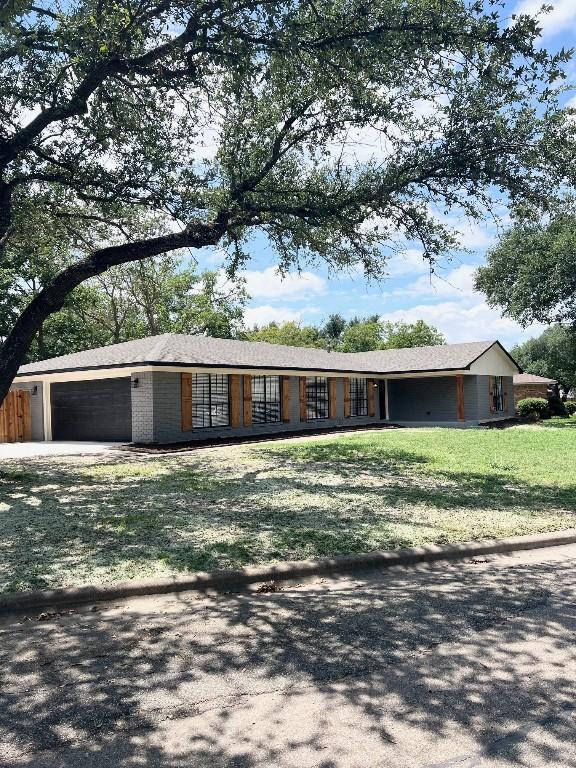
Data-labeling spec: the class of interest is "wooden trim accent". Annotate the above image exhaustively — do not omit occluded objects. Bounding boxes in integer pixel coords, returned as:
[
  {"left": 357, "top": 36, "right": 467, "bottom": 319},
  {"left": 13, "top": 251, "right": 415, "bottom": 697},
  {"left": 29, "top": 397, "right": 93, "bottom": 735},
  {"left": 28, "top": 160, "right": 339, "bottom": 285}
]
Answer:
[
  {"left": 299, "top": 376, "right": 307, "bottom": 421},
  {"left": 242, "top": 375, "right": 252, "bottom": 426},
  {"left": 367, "top": 378, "right": 376, "bottom": 417},
  {"left": 456, "top": 374, "right": 465, "bottom": 421},
  {"left": 343, "top": 377, "right": 351, "bottom": 417},
  {"left": 328, "top": 378, "right": 337, "bottom": 419},
  {"left": 230, "top": 374, "right": 242, "bottom": 428},
  {"left": 181, "top": 373, "right": 193, "bottom": 431},
  {"left": 282, "top": 376, "right": 291, "bottom": 422}
]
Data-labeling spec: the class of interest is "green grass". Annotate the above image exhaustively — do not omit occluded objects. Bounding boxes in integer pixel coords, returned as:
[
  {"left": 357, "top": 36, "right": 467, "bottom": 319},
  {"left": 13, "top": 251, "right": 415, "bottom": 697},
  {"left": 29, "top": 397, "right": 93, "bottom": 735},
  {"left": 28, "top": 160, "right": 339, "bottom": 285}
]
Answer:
[{"left": 1, "top": 420, "right": 575, "bottom": 592}]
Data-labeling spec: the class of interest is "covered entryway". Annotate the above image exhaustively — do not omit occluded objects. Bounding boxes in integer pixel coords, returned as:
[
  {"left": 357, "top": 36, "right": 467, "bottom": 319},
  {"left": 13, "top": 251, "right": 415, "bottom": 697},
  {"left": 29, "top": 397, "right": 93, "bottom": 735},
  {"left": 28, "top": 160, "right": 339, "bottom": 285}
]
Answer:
[{"left": 51, "top": 377, "right": 132, "bottom": 441}]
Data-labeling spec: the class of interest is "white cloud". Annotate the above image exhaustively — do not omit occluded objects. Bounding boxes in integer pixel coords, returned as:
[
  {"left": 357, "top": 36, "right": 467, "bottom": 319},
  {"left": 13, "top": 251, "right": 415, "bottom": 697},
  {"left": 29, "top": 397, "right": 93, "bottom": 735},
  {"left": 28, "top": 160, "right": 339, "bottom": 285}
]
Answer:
[
  {"left": 514, "top": 0, "right": 576, "bottom": 36},
  {"left": 238, "top": 267, "right": 326, "bottom": 300},
  {"left": 399, "top": 264, "right": 477, "bottom": 298},
  {"left": 385, "top": 249, "right": 431, "bottom": 278},
  {"left": 380, "top": 299, "right": 546, "bottom": 347},
  {"left": 244, "top": 305, "right": 304, "bottom": 327}
]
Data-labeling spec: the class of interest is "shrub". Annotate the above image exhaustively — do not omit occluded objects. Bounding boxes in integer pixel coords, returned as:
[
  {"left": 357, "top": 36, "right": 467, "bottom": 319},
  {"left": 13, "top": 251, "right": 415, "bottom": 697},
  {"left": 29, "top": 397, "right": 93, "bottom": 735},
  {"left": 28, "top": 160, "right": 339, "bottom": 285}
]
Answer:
[
  {"left": 565, "top": 401, "right": 576, "bottom": 416},
  {"left": 517, "top": 397, "right": 550, "bottom": 419},
  {"left": 548, "top": 395, "right": 567, "bottom": 416}
]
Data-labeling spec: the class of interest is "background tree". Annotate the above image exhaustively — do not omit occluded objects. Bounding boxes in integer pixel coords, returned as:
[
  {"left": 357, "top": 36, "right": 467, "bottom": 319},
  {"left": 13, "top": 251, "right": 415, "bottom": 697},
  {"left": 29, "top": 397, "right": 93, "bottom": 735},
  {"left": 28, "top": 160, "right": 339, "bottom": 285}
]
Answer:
[
  {"left": 382, "top": 320, "right": 446, "bottom": 349},
  {"left": 512, "top": 326, "right": 576, "bottom": 397},
  {"left": 475, "top": 211, "right": 576, "bottom": 326},
  {"left": 243, "top": 321, "right": 324, "bottom": 348},
  {"left": 0, "top": 0, "right": 573, "bottom": 400}
]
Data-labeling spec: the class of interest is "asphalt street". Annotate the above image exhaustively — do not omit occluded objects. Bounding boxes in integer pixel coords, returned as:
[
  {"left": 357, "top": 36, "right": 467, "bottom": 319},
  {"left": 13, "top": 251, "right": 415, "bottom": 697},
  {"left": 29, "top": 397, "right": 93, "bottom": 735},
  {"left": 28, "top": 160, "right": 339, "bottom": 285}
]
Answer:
[{"left": 1, "top": 543, "right": 575, "bottom": 768}]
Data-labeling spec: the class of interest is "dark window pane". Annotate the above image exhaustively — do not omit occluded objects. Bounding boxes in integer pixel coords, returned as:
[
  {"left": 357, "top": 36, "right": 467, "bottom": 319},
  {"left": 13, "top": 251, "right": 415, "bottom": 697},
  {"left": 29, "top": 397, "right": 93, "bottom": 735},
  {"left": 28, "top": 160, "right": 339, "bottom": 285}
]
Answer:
[
  {"left": 252, "top": 375, "right": 281, "bottom": 424},
  {"left": 192, "top": 373, "right": 229, "bottom": 428},
  {"left": 305, "top": 376, "right": 329, "bottom": 420},
  {"left": 350, "top": 378, "right": 368, "bottom": 417}
]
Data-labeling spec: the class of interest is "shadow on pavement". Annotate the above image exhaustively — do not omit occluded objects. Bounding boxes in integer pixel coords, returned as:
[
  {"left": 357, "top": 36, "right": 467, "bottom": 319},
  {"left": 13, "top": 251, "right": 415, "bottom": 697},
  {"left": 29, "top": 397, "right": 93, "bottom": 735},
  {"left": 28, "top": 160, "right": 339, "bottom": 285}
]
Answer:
[{"left": 1, "top": 557, "right": 575, "bottom": 767}]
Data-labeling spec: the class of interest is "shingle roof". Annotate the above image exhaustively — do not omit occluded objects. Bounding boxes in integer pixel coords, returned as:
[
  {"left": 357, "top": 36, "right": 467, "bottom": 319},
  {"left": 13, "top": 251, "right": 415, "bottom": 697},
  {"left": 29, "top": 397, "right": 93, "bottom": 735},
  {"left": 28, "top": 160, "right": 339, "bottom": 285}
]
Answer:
[
  {"left": 513, "top": 373, "right": 556, "bottom": 385},
  {"left": 16, "top": 333, "right": 504, "bottom": 377}
]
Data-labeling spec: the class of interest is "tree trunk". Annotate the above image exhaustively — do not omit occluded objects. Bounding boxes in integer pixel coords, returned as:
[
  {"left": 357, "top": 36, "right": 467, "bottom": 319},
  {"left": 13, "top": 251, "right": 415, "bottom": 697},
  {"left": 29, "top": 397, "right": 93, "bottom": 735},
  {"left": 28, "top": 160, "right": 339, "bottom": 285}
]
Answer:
[{"left": 0, "top": 218, "right": 229, "bottom": 404}]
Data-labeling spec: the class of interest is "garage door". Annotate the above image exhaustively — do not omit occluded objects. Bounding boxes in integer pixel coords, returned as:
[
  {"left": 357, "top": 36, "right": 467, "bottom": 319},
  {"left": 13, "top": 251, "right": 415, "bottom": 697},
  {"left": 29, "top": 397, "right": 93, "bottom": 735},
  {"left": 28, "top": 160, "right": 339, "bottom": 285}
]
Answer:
[{"left": 51, "top": 377, "right": 132, "bottom": 441}]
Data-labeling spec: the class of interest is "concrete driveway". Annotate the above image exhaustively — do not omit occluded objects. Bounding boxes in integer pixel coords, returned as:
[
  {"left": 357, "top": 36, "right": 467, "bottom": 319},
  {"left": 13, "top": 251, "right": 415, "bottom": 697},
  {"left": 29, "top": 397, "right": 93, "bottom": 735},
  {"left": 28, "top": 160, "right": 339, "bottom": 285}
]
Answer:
[
  {"left": 1, "top": 542, "right": 575, "bottom": 767},
  {"left": 0, "top": 441, "right": 126, "bottom": 459}
]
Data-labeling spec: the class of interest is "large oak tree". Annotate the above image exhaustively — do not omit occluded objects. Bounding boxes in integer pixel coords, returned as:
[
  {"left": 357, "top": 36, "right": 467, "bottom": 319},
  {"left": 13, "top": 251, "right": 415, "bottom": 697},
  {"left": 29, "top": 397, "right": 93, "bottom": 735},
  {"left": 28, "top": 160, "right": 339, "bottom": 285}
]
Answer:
[{"left": 0, "top": 0, "right": 574, "bottom": 401}]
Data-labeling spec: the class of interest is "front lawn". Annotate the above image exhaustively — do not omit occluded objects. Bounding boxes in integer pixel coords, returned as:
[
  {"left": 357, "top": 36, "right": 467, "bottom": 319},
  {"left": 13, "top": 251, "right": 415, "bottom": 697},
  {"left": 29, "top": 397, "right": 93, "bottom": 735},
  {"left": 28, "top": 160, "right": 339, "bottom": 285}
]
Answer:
[{"left": 1, "top": 422, "right": 575, "bottom": 592}]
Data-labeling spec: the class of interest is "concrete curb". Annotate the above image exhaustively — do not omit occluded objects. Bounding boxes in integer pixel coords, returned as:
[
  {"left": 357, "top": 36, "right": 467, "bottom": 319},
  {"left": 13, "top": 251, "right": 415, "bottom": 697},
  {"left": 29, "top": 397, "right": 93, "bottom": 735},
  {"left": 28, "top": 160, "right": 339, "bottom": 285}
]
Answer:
[{"left": 2, "top": 528, "right": 576, "bottom": 613}]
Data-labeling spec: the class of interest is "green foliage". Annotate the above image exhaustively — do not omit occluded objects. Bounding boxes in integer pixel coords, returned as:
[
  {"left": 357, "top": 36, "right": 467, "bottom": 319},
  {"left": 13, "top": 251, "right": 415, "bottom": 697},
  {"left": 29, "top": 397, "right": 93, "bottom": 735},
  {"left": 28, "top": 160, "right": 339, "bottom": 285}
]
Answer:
[
  {"left": 475, "top": 212, "right": 576, "bottom": 326},
  {"left": 547, "top": 395, "right": 567, "bottom": 417},
  {"left": 511, "top": 326, "right": 576, "bottom": 396},
  {"left": 243, "top": 317, "right": 444, "bottom": 352},
  {"left": 243, "top": 321, "right": 324, "bottom": 348},
  {"left": 382, "top": 320, "right": 446, "bottom": 349},
  {"left": 1, "top": 1, "right": 574, "bottom": 285},
  {"left": 565, "top": 402, "right": 576, "bottom": 415},
  {"left": 517, "top": 397, "right": 550, "bottom": 419}
]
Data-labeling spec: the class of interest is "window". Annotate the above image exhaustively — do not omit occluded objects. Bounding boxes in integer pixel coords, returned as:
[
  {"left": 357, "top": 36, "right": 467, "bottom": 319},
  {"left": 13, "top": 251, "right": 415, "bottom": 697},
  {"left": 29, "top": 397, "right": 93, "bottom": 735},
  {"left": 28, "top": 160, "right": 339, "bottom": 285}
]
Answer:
[
  {"left": 492, "top": 376, "right": 505, "bottom": 412},
  {"left": 252, "top": 375, "right": 281, "bottom": 424},
  {"left": 349, "top": 378, "right": 368, "bottom": 417},
  {"left": 306, "top": 376, "right": 329, "bottom": 420},
  {"left": 192, "top": 374, "right": 229, "bottom": 428}
]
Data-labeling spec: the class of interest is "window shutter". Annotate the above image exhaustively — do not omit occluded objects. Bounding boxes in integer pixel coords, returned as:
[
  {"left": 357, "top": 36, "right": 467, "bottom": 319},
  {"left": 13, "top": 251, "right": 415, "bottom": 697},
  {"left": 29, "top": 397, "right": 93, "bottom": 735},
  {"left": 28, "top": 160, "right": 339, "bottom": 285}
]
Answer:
[
  {"left": 181, "top": 373, "right": 193, "bottom": 431},
  {"left": 243, "top": 375, "right": 252, "bottom": 426},
  {"left": 503, "top": 378, "right": 509, "bottom": 413},
  {"left": 282, "top": 376, "right": 291, "bottom": 422},
  {"left": 488, "top": 376, "right": 496, "bottom": 413},
  {"left": 230, "top": 374, "right": 242, "bottom": 428},
  {"left": 328, "top": 378, "right": 337, "bottom": 419},
  {"left": 299, "top": 376, "right": 307, "bottom": 421},
  {"left": 367, "top": 378, "right": 376, "bottom": 417},
  {"left": 343, "top": 377, "right": 351, "bottom": 417}
]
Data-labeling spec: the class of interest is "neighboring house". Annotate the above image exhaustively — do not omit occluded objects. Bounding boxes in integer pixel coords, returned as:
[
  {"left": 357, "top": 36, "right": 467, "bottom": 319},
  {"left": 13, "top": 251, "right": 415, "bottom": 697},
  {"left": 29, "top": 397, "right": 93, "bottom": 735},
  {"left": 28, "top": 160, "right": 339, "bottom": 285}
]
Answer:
[
  {"left": 513, "top": 373, "right": 556, "bottom": 409},
  {"left": 12, "top": 334, "right": 520, "bottom": 443}
]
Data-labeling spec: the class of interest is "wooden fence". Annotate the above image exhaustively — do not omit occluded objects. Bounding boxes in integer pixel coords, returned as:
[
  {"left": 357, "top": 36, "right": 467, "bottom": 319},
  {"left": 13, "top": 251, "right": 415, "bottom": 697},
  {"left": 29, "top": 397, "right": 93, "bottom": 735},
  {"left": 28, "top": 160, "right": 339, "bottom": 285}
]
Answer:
[{"left": 0, "top": 390, "right": 32, "bottom": 443}]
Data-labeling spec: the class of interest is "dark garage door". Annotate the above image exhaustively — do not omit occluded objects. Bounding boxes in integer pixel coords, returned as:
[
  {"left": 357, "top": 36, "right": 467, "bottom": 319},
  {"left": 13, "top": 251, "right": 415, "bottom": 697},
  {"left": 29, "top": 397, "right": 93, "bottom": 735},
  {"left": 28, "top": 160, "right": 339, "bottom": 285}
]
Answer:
[{"left": 51, "top": 377, "right": 132, "bottom": 441}]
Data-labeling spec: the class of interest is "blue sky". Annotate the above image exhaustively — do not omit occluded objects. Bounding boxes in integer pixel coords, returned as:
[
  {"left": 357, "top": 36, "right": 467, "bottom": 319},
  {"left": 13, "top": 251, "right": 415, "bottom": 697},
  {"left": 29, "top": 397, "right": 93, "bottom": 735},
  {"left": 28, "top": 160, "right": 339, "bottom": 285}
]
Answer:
[{"left": 196, "top": 0, "right": 576, "bottom": 349}]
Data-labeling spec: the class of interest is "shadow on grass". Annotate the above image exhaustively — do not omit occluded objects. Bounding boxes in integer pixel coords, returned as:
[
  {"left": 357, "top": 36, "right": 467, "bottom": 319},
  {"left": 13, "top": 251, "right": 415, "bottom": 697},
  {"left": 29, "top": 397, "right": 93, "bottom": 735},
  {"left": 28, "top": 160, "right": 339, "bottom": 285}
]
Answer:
[
  {"left": 1, "top": 441, "right": 575, "bottom": 588},
  {"left": 1, "top": 558, "right": 575, "bottom": 766}
]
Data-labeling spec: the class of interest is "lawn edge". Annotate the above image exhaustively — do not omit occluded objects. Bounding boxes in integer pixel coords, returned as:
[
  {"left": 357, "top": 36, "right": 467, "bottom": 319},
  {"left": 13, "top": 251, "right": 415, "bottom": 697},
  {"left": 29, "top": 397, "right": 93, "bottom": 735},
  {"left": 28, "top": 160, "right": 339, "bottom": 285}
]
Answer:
[{"left": 2, "top": 528, "right": 576, "bottom": 613}]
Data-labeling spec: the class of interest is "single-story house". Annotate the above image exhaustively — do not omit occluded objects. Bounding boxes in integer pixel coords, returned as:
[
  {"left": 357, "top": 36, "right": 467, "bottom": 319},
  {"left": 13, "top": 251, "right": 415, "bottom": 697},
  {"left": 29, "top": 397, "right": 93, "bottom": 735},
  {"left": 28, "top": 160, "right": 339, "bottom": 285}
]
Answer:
[
  {"left": 512, "top": 373, "right": 557, "bottom": 408},
  {"left": 11, "top": 334, "right": 520, "bottom": 443}
]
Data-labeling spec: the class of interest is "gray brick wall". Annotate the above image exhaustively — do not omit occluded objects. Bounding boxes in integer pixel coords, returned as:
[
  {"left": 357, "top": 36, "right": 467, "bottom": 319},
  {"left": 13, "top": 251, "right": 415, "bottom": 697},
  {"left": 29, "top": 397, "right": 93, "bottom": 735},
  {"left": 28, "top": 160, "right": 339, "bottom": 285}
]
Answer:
[
  {"left": 387, "top": 376, "right": 458, "bottom": 422},
  {"left": 131, "top": 372, "right": 155, "bottom": 443},
  {"left": 131, "top": 372, "right": 382, "bottom": 444},
  {"left": 10, "top": 381, "right": 44, "bottom": 440},
  {"left": 476, "top": 375, "right": 515, "bottom": 420}
]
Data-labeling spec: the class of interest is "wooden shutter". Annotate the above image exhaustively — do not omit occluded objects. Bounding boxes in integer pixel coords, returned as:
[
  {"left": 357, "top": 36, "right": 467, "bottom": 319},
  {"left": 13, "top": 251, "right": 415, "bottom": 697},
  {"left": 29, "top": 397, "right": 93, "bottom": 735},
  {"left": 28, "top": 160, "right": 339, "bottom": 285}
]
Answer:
[
  {"left": 328, "top": 378, "right": 337, "bottom": 419},
  {"left": 181, "top": 373, "right": 193, "bottom": 431},
  {"left": 503, "top": 377, "right": 509, "bottom": 413},
  {"left": 299, "top": 376, "right": 307, "bottom": 421},
  {"left": 456, "top": 374, "right": 465, "bottom": 421},
  {"left": 243, "top": 375, "right": 252, "bottom": 426},
  {"left": 282, "top": 376, "right": 291, "bottom": 422},
  {"left": 367, "top": 378, "right": 376, "bottom": 417},
  {"left": 230, "top": 374, "right": 242, "bottom": 428},
  {"left": 343, "top": 377, "right": 351, "bottom": 417},
  {"left": 488, "top": 376, "right": 496, "bottom": 413}
]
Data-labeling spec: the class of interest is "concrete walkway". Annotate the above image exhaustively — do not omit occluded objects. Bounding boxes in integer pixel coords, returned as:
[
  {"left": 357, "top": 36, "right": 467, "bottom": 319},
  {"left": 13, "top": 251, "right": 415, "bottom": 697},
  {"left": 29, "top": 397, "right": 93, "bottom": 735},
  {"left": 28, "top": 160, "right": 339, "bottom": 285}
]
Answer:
[
  {"left": 1, "top": 543, "right": 575, "bottom": 767},
  {"left": 0, "top": 441, "right": 125, "bottom": 459}
]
